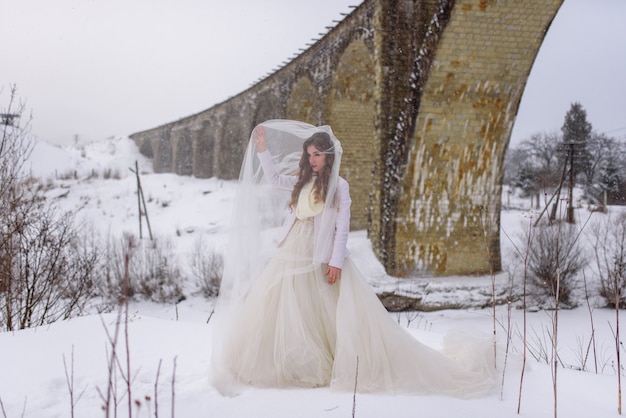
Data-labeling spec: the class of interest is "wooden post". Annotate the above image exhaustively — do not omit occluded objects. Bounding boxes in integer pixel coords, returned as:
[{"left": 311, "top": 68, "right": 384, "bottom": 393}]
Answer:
[
  {"left": 135, "top": 162, "right": 143, "bottom": 239},
  {"left": 137, "top": 161, "right": 153, "bottom": 240},
  {"left": 130, "top": 161, "right": 153, "bottom": 240}
]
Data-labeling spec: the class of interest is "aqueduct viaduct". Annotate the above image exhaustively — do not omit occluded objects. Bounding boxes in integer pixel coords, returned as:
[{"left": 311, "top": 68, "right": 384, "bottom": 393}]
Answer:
[{"left": 130, "top": 0, "right": 563, "bottom": 277}]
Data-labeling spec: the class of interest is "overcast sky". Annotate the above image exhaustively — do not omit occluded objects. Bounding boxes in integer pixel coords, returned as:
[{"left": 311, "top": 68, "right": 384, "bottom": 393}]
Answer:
[{"left": 1, "top": 0, "right": 625, "bottom": 146}]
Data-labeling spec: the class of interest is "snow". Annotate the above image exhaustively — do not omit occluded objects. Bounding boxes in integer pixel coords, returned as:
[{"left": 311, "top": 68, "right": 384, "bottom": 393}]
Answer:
[{"left": 1, "top": 136, "right": 625, "bottom": 417}]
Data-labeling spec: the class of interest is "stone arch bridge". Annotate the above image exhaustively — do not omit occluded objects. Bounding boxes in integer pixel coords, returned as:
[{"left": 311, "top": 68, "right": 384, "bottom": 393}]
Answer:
[{"left": 130, "top": 0, "right": 563, "bottom": 277}]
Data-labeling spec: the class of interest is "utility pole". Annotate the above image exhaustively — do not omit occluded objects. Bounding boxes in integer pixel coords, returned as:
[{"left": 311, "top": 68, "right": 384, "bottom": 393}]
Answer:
[
  {"left": 566, "top": 142, "right": 575, "bottom": 223},
  {"left": 0, "top": 113, "right": 19, "bottom": 126}
]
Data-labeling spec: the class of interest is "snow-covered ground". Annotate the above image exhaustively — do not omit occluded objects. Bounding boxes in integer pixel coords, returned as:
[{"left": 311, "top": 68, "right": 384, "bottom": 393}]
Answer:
[{"left": 1, "top": 136, "right": 625, "bottom": 417}]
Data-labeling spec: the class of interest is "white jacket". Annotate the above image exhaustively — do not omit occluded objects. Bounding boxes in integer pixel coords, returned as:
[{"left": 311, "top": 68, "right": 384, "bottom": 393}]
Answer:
[{"left": 257, "top": 150, "right": 351, "bottom": 269}]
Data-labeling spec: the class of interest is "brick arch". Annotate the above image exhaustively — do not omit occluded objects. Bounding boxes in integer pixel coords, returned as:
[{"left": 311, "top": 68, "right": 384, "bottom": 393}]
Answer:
[
  {"left": 171, "top": 127, "right": 193, "bottom": 176},
  {"left": 254, "top": 91, "right": 284, "bottom": 127},
  {"left": 219, "top": 112, "right": 250, "bottom": 179},
  {"left": 152, "top": 127, "right": 172, "bottom": 174},
  {"left": 326, "top": 39, "right": 376, "bottom": 230},
  {"left": 286, "top": 77, "right": 316, "bottom": 124},
  {"left": 193, "top": 118, "right": 217, "bottom": 178}
]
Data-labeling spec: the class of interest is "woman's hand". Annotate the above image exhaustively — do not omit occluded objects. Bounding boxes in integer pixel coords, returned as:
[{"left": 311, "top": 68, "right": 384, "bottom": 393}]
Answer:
[
  {"left": 253, "top": 126, "right": 267, "bottom": 152},
  {"left": 326, "top": 266, "right": 342, "bottom": 285}
]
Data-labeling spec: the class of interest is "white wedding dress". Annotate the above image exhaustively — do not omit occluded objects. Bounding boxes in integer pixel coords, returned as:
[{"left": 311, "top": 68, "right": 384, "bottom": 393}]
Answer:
[
  {"left": 217, "top": 185, "right": 498, "bottom": 397},
  {"left": 211, "top": 119, "right": 498, "bottom": 398}
]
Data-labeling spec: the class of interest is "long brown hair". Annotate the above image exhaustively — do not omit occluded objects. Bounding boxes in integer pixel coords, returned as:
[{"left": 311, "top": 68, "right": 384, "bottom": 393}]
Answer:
[{"left": 288, "top": 132, "right": 335, "bottom": 209}]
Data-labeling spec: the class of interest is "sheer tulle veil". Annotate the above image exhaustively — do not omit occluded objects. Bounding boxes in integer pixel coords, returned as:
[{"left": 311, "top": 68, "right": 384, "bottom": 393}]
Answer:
[{"left": 210, "top": 119, "right": 343, "bottom": 392}]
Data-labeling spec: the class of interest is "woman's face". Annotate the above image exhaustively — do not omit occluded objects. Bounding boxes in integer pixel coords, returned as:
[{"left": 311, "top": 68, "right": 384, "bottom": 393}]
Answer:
[{"left": 307, "top": 145, "right": 326, "bottom": 173}]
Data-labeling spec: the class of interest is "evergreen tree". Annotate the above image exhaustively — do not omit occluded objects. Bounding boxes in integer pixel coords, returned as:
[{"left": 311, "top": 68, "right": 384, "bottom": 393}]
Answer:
[
  {"left": 600, "top": 158, "right": 621, "bottom": 193},
  {"left": 560, "top": 102, "right": 592, "bottom": 182}
]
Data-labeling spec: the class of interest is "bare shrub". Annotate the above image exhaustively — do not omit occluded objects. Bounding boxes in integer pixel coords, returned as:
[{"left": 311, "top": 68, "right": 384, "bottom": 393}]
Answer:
[
  {"left": 591, "top": 213, "right": 626, "bottom": 308},
  {"left": 96, "top": 233, "right": 184, "bottom": 304},
  {"left": 133, "top": 237, "right": 183, "bottom": 303},
  {"left": 520, "top": 325, "right": 556, "bottom": 365},
  {"left": 0, "top": 200, "right": 98, "bottom": 330},
  {"left": 524, "top": 220, "right": 587, "bottom": 307},
  {"left": 102, "top": 167, "right": 121, "bottom": 180},
  {"left": 189, "top": 236, "right": 223, "bottom": 297},
  {"left": 57, "top": 169, "right": 78, "bottom": 180},
  {"left": 87, "top": 169, "right": 100, "bottom": 180},
  {"left": 95, "top": 232, "right": 129, "bottom": 306}
]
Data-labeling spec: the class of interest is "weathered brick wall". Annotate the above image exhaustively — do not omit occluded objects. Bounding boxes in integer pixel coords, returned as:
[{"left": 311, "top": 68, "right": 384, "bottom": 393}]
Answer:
[
  {"left": 130, "top": 0, "right": 563, "bottom": 277},
  {"left": 388, "top": 0, "right": 564, "bottom": 276},
  {"left": 368, "top": 0, "right": 441, "bottom": 273}
]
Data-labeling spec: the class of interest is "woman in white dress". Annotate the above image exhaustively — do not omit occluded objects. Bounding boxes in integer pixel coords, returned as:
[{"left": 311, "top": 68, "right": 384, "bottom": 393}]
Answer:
[{"left": 211, "top": 120, "right": 498, "bottom": 397}]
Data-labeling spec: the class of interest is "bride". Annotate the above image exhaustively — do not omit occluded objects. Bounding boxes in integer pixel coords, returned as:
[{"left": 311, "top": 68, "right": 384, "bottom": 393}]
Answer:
[{"left": 210, "top": 119, "right": 498, "bottom": 397}]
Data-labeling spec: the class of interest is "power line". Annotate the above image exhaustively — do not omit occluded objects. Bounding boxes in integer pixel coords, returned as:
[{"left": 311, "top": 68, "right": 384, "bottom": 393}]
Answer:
[{"left": 605, "top": 125, "right": 626, "bottom": 134}]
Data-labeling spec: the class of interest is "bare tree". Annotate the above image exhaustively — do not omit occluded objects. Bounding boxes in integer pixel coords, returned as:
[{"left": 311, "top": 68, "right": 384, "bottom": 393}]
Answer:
[
  {"left": 585, "top": 132, "right": 617, "bottom": 186},
  {"left": 504, "top": 132, "right": 561, "bottom": 201},
  {"left": 0, "top": 85, "right": 33, "bottom": 201},
  {"left": 521, "top": 132, "right": 560, "bottom": 176},
  {"left": 0, "top": 85, "right": 99, "bottom": 331}
]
